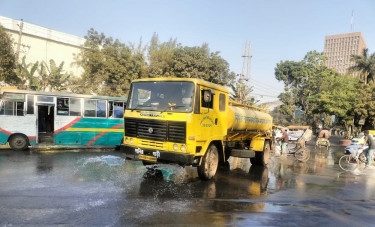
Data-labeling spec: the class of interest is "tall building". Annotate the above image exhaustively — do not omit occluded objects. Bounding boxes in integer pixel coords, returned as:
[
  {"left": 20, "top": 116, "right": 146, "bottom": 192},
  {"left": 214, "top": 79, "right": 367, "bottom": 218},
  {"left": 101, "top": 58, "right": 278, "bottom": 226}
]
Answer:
[{"left": 323, "top": 32, "right": 367, "bottom": 75}]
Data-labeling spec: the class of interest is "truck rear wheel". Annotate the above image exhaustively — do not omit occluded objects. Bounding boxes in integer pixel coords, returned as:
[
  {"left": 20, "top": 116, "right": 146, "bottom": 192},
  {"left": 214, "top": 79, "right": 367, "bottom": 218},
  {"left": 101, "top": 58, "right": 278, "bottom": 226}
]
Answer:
[
  {"left": 197, "top": 144, "right": 219, "bottom": 180},
  {"left": 250, "top": 142, "right": 270, "bottom": 166}
]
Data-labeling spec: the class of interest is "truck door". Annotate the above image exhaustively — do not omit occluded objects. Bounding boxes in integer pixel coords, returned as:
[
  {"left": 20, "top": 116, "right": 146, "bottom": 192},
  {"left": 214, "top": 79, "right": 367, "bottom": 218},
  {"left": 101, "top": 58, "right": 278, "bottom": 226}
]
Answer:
[{"left": 198, "top": 86, "right": 222, "bottom": 142}]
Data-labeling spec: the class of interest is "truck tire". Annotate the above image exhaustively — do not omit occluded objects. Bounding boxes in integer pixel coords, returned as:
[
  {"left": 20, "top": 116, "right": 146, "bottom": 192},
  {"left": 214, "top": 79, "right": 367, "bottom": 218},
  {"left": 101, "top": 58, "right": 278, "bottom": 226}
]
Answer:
[
  {"left": 9, "top": 134, "right": 29, "bottom": 151},
  {"left": 197, "top": 144, "right": 219, "bottom": 180},
  {"left": 250, "top": 142, "right": 270, "bottom": 166}
]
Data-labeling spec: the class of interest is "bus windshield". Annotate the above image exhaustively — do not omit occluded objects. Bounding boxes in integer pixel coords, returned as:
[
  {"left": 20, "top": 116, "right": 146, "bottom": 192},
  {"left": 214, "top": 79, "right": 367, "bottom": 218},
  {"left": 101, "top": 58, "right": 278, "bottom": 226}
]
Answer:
[{"left": 127, "top": 81, "right": 194, "bottom": 113}]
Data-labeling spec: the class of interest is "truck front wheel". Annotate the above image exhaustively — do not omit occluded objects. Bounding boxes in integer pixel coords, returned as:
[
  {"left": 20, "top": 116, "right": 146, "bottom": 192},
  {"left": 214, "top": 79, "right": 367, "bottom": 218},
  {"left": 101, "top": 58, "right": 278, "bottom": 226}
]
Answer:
[
  {"left": 250, "top": 142, "right": 270, "bottom": 166},
  {"left": 197, "top": 144, "right": 219, "bottom": 180}
]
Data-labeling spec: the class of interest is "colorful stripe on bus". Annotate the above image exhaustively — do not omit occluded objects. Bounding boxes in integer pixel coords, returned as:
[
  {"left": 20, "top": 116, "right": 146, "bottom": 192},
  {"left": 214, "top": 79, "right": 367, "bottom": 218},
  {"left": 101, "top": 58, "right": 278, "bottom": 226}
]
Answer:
[{"left": 54, "top": 118, "right": 124, "bottom": 146}]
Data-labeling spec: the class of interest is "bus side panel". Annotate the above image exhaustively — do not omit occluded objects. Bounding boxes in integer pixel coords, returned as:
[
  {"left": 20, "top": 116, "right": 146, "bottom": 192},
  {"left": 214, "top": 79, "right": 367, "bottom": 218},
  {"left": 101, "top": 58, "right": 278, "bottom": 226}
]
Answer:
[
  {"left": 54, "top": 117, "right": 124, "bottom": 146},
  {"left": 0, "top": 115, "right": 37, "bottom": 145}
]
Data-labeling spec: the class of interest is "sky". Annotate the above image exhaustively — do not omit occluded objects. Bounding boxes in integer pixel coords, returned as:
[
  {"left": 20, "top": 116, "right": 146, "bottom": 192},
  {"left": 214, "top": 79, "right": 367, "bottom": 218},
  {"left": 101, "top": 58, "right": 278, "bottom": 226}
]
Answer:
[{"left": 0, "top": 0, "right": 374, "bottom": 103}]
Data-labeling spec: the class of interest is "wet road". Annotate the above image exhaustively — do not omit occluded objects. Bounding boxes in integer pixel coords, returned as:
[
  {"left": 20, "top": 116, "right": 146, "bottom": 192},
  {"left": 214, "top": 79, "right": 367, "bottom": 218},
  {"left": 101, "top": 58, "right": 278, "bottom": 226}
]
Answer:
[{"left": 0, "top": 142, "right": 375, "bottom": 226}]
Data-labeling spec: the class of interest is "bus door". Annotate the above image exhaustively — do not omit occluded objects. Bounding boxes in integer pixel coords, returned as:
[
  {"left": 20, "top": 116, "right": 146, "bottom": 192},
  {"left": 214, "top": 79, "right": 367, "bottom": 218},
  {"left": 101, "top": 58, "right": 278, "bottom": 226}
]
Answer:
[{"left": 37, "top": 105, "right": 54, "bottom": 144}]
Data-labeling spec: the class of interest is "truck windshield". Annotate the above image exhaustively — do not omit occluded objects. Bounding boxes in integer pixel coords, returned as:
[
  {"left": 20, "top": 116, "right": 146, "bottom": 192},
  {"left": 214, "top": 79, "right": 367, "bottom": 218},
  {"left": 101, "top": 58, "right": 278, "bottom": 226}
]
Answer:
[{"left": 127, "top": 81, "right": 195, "bottom": 113}]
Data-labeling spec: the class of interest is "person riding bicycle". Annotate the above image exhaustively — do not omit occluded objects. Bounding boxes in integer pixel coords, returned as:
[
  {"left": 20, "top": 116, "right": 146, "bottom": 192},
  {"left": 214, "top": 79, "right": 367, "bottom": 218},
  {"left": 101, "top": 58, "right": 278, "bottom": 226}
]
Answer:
[{"left": 360, "top": 130, "right": 375, "bottom": 168}]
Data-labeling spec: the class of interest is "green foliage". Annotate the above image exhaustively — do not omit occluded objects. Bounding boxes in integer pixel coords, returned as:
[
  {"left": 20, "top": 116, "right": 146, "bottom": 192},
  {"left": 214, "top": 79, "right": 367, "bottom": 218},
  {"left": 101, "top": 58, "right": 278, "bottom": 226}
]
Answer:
[
  {"left": 0, "top": 25, "right": 19, "bottom": 85},
  {"left": 16, "top": 56, "right": 40, "bottom": 90},
  {"left": 173, "top": 44, "right": 235, "bottom": 86},
  {"left": 16, "top": 57, "right": 71, "bottom": 92},
  {"left": 275, "top": 51, "right": 361, "bottom": 129},
  {"left": 38, "top": 60, "right": 71, "bottom": 91},
  {"left": 147, "top": 33, "right": 178, "bottom": 78},
  {"left": 74, "top": 28, "right": 147, "bottom": 96},
  {"left": 74, "top": 29, "right": 235, "bottom": 96},
  {"left": 349, "top": 48, "right": 375, "bottom": 84}
]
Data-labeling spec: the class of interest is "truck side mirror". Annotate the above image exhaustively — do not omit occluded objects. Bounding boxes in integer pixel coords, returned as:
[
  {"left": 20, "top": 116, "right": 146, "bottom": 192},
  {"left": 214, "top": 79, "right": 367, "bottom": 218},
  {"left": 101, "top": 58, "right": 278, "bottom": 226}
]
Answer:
[{"left": 203, "top": 90, "right": 212, "bottom": 103}]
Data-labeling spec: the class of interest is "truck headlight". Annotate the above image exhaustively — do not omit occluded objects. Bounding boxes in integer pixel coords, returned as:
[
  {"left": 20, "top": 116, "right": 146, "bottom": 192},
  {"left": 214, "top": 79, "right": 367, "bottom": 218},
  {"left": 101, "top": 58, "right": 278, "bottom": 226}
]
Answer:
[
  {"left": 181, "top": 145, "right": 187, "bottom": 152},
  {"left": 125, "top": 137, "right": 129, "bottom": 143},
  {"left": 173, "top": 144, "right": 178, "bottom": 150},
  {"left": 130, "top": 138, "right": 134, "bottom": 144}
]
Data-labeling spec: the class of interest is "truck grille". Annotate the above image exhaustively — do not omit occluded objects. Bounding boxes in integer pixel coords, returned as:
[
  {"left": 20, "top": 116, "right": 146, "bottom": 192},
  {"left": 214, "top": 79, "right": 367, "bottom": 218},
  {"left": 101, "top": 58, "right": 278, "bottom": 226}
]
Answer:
[{"left": 124, "top": 117, "right": 186, "bottom": 143}]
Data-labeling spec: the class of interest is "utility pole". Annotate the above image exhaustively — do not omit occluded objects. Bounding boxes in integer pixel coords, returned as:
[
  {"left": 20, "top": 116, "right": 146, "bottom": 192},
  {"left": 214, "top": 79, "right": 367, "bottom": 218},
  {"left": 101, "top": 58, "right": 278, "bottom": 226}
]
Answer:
[
  {"left": 15, "top": 19, "right": 24, "bottom": 62},
  {"left": 350, "top": 10, "right": 354, "bottom": 32}
]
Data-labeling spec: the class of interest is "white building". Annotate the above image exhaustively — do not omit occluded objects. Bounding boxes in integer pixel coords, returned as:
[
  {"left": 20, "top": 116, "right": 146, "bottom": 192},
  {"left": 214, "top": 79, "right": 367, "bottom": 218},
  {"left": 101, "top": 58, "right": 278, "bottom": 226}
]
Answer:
[{"left": 0, "top": 16, "right": 85, "bottom": 78}]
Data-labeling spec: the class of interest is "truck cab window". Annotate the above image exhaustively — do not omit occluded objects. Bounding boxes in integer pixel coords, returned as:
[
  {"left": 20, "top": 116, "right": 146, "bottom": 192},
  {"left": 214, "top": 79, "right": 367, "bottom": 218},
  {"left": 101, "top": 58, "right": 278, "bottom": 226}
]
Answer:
[{"left": 219, "top": 93, "right": 226, "bottom": 111}]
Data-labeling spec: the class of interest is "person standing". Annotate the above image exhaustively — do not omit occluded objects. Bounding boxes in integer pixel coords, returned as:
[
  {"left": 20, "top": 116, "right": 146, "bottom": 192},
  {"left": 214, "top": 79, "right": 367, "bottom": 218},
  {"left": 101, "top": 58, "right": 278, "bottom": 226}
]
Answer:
[
  {"left": 360, "top": 130, "right": 375, "bottom": 168},
  {"left": 280, "top": 128, "right": 289, "bottom": 155}
]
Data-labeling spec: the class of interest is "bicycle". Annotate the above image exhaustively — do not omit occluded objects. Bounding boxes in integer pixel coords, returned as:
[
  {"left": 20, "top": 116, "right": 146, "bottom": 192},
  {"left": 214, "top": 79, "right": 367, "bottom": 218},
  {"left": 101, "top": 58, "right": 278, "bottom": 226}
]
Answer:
[{"left": 339, "top": 145, "right": 370, "bottom": 171}]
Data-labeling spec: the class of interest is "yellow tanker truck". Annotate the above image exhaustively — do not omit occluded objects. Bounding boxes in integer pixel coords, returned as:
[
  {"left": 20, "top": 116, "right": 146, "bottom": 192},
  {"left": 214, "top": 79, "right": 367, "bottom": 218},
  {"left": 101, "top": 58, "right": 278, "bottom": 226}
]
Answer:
[{"left": 121, "top": 78, "right": 273, "bottom": 180}]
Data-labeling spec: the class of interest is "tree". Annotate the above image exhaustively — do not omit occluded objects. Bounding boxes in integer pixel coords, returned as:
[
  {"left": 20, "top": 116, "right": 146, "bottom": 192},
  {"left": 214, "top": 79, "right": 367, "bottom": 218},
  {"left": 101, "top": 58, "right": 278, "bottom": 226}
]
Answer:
[
  {"left": 308, "top": 75, "right": 360, "bottom": 137},
  {"left": 0, "top": 25, "right": 19, "bottom": 85},
  {"left": 349, "top": 48, "right": 375, "bottom": 84},
  {"left": 38, "top": 60, "right": 71, "bottom": 91},
  {"left": 147, "top": 33, "right": 179, "bottom": 78},
  {"left": 173, "top": 44, "right": 235, "bottom": 86},
  {"left": 74, "top": 28, "right": 147, "bottom": 96},
  {"left": 275, "top": 51, "right": 355, "bottom": 127},
  {"left": 16, "top": 56, "right": 40, "bottom": 90}
]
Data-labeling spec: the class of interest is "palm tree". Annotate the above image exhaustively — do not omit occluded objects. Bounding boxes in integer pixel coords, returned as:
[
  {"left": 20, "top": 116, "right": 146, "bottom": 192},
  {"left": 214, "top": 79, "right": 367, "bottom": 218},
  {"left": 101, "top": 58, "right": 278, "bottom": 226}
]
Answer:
[
  {"left": 349, "top": 48, "right": 375, "bottom": 84},
  {"left": 16, "top": 56, "right": 40, "bottom": 90},
  {"left": 38, "top": 60, "right": 71, "bottom": 91}
]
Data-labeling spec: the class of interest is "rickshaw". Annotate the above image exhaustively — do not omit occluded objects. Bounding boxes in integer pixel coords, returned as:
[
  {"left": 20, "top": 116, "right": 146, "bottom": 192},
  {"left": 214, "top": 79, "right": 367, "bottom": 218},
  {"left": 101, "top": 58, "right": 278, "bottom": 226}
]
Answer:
[{"left": 315, "top": 129, "right": 330, "bottom": 150}]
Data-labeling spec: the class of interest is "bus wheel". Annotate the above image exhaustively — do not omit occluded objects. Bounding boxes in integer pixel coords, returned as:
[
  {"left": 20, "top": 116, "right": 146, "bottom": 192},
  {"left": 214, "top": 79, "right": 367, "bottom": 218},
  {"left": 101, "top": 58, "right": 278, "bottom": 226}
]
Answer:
[
  {"left": 250, "top": 142, "right": 270, "bottom": 166},
  {"left": 197, "top": 144, "right": 219, "bottom": 180},
  {"left": 9, "top": 134, "right": 29, "bottom": 151}
]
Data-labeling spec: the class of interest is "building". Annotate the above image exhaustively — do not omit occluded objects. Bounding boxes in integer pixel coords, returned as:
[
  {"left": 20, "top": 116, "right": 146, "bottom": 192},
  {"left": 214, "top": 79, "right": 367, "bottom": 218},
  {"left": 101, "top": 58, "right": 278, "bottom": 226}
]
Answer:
[
  {"left": 323, "top": 32, "right": 367, "bottom": 75},
  {"left": 0, "top": 16, "right": 85, "bottom": 78}
]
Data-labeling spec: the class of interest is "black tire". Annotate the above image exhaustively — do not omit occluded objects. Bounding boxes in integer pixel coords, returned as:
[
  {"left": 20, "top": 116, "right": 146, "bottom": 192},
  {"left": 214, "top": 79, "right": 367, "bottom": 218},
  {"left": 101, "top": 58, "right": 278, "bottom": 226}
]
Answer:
[
  {"left": 197, "top": 144, "right": 219, "bottom": 180},
  {"left": 339, "top": 155, "right": 358, "bottom": 171},
  {"left": 250, "top": 142, "right": 270, "bottom": 166},
  {"left": 9, "top": 134, "right": 29, "bottom": 151}
]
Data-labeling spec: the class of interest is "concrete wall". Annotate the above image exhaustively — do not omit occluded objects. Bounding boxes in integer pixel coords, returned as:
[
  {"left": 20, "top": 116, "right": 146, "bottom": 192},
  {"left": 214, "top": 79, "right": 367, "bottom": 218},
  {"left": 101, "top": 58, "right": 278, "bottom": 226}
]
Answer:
[{"left": 0, "top": 16, "right": 85, "bottom": 78}]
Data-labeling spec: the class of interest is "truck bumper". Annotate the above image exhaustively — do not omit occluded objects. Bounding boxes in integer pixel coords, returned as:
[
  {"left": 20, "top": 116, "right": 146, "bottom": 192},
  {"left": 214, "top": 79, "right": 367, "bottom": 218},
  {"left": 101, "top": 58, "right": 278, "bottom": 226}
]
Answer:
[{"left": 121, "top": 144, "right": 195, "bottom": 166}]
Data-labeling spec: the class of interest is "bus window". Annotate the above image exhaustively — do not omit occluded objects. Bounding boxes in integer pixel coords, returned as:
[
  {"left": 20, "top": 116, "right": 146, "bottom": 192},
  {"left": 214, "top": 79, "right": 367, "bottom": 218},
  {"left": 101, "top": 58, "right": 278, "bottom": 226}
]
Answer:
[
  {"left": 97, "top": 100, "right": 106, "bottom": 117},
  {"left": 84, "top": 99, "right": 106, "bottom": 118},
  {"left": 113, "top": 102, "right": 124, "bottom": 118},
  {"left": 70, "top": 98, "right": 81, "bottom": 116},
  {"left": 27, "top": 95, "right": 34, "bottom": 114},
  {"left": 109, "top": 101, "right": 124, "bottom": 118},
  {"left": 57, "top": 98, "right": 69, "bottom": 115},
  {"left": 0, "top": 101, "right": 24, "bottom": 116},
  {"left": 84, "top": 99, "right": 96, "bottom": 117}
]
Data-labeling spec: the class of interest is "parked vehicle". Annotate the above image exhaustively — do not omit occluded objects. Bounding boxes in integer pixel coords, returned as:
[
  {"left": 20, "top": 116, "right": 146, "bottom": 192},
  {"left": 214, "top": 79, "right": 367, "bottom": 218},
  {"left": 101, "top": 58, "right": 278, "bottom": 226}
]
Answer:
[
  {"left": 121, "top": 78, "right": 273, "bottom": 180},
  {"left": 0, "top": 88, "right": 126, "bottom": 150}
]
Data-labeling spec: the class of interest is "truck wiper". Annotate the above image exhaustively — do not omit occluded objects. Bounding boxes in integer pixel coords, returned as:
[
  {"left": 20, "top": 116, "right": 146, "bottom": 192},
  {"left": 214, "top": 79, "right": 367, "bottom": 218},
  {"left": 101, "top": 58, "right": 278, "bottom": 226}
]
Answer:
[
  {"left": 160, "top": 104, "right": 186, "bottom": 113},
  {"left": 130, "top": 104, "right": 152, "bottom": 111}
]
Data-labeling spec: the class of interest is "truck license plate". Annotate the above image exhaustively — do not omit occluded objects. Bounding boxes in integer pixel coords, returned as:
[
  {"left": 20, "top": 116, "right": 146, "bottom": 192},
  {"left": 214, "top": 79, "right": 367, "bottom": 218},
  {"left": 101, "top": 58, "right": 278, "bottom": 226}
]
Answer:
[{"left": 139, "top": 154, "right": 157, "bottom": 162}]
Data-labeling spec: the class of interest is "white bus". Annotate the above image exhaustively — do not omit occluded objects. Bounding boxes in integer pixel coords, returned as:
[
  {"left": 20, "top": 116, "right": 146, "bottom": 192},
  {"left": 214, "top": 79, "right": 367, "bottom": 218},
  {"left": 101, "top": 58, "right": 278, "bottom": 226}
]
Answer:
[{"left": 0, "top": 88, "right": 126, "bottom": 150}]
